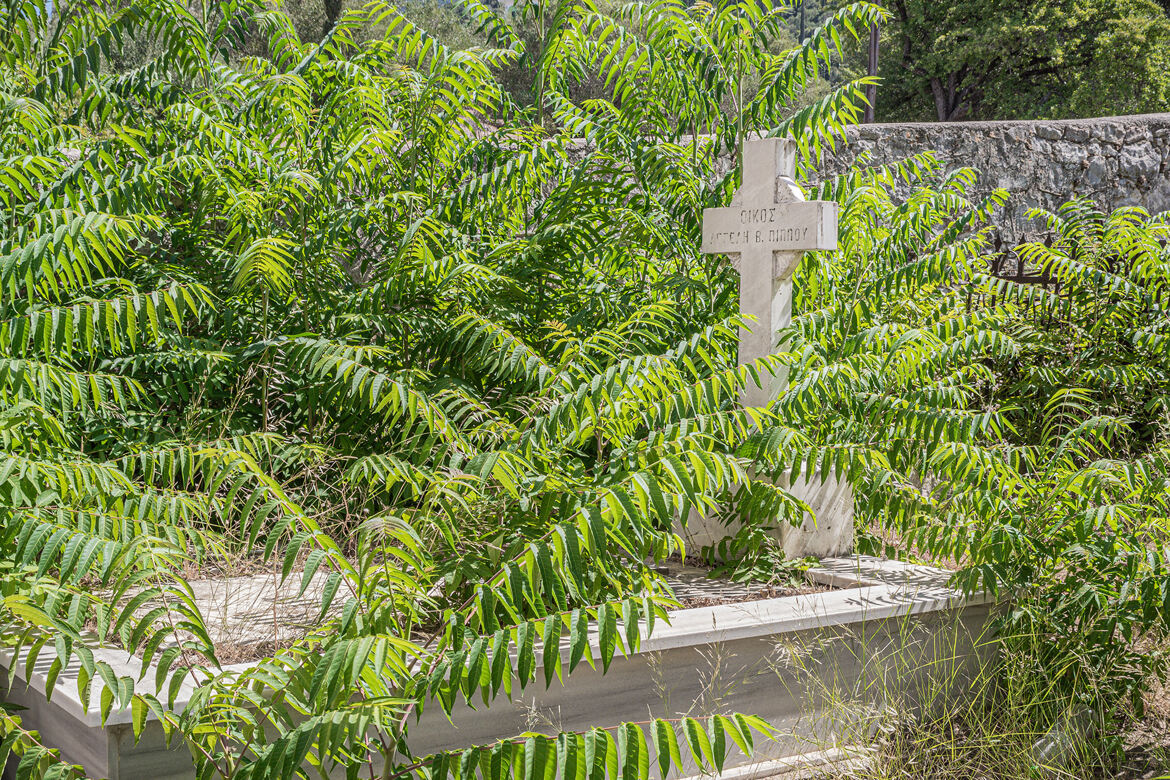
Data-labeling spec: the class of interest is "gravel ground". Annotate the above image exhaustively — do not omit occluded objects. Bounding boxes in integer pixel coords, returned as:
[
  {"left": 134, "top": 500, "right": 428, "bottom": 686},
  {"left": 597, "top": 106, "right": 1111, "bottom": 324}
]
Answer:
[{"left": 1107, "top": 678, "right": 1170, "bottom": 779}]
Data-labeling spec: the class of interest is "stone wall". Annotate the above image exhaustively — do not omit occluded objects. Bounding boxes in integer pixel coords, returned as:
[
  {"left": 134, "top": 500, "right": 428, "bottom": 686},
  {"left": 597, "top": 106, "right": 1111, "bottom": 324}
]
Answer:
[{"left": 815, "top": 113, "right": 1170, "bottom": 240}]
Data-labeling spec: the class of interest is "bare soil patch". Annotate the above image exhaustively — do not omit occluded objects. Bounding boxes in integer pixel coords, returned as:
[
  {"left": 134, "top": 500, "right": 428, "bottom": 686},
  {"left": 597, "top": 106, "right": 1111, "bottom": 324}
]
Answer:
[
  {"left": 1103, "top": 676, "right": 1170, "bottom": 779},
  {"left": 656, "top": 557, "right": 839, "bottom": 609}
]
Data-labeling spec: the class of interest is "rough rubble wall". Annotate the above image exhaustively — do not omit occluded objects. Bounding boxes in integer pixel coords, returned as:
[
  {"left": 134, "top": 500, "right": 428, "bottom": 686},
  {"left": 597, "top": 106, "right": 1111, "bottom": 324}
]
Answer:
[{"left": 814, "top": 113, "right": 1170, "bottom": 240}]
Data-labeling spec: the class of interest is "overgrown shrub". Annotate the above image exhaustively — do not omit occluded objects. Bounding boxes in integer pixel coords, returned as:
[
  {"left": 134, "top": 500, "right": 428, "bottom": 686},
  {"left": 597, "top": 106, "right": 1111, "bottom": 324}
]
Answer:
[{"left": 0, "top": 0, "right": 1167, "bottom": 777}]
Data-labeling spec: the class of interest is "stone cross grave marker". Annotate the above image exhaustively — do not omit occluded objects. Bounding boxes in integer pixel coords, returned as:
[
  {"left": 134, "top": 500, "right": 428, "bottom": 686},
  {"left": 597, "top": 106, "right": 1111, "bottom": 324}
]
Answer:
[
  {"left": 695, "top": 137, "right": 852, "bottom": 559},
  {"left": 701, "top": 137, "right": 837, "bottom": 407}
]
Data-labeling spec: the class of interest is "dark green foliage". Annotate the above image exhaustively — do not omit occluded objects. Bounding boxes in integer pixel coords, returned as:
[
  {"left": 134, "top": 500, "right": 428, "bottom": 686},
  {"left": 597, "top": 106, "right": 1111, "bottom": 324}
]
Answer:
[
  {"left": 870, "top": 0, "right": 1170, "bottom": 121},
  {"left": 993, "top": 203, "right": 1170, "bottom": 451},
  {"left": 974, "top": 204, "right": 1170, "bottom": 723}
]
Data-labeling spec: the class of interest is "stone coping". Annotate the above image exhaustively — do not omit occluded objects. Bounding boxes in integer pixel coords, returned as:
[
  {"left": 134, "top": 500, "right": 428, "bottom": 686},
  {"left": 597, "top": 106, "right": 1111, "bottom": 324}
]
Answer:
[
  {"left": 676, "top": 746, "right": 873, "bottom": 780},
  {"left": 848, "top": 112, "right": 1170, "bottom": 132},
  {"left": 624, "top": 557, "right": 987, "bottom": 655},
  {"left": 0, "top": 556, "right": 988, "bottom": 730}
]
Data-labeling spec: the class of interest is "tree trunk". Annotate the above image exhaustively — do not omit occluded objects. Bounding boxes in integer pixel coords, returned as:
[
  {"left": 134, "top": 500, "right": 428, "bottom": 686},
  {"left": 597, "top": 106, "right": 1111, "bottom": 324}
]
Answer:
[
  {"left": 930, "top": 73, "right": 968, "bottom": 121},
  {"left": 864, "top": 23, "right": 879, "bottom": 123},
  {"left": 323, "top": 0, "right": 344, "bottom": 40}
]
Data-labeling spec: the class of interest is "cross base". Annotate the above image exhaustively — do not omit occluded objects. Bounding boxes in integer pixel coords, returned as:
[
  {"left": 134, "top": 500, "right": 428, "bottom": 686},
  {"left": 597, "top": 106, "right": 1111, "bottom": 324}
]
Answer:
[{"left": 678, "top": 468, "right": 855, "bottom": 562}]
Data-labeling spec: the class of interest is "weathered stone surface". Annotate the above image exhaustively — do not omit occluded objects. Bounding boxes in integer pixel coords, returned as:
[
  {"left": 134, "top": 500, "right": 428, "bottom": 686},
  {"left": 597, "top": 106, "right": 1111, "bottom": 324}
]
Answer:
[
  {"left": 780, "top": 470, "right": 854, "bottom": 559},
  {"left": 678, "top": 467, "right": 854, "bottom": 561},
  {"left": 816, "top": 113, "right": 1170, "bottom": 240},
  {"left": 1053, "top": 141, "right": 1082, "bottom": 165},
  {"left": 409, "top": 558, "right": 996, "bottom": 772},
  {"left": 1119, "top": 142, "right": 1158, "bottom": 178},
  {"left": 1098, "top": 122, "right": 1127, "bottom": 146},
  {"left": 1084, "top": 159, "right": 1108, "bottom": 188}
]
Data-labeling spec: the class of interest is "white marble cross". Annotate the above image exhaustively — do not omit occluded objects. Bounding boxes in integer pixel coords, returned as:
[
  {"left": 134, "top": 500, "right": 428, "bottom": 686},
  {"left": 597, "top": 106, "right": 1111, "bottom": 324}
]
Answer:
[
  {"left": 691, "top": 138, "right": 853, "bottom": 559},
  {"left": 701, "top": 138, "right": 837, "bottom": 407}
]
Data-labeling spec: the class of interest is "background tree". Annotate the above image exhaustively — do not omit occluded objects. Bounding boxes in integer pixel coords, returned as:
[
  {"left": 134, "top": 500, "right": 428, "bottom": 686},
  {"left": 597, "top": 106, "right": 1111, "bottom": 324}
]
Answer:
[
  {"left": 871, "top": 0, "right": 1170, "bottom": 121},
  {"left": 323, "top": 0, "right": 344, "bottom": 35}
]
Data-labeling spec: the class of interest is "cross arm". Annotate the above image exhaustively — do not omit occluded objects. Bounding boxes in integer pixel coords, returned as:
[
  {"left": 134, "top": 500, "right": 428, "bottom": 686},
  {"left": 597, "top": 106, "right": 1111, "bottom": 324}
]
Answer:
[{"left": 700, "top": 201, "right": 838, "bottom": 255}]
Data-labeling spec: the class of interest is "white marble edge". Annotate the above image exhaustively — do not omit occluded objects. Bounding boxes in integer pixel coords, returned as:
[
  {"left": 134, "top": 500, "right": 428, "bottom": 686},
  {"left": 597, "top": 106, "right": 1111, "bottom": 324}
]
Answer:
[
  {"left": 1, "top": 645, "right": 173, "bottom": 729},
  {"left": 0, "top": 556, "right": 990, "bottom": 731},
  {"left": 674, "top": 745, "right": 874, "bottom": 780},
  {"left": 0, "top": 641, "right": 196, "bottom": 728},
  {"left": 601, "top": 555, "right": 989, "bottom": 658}
]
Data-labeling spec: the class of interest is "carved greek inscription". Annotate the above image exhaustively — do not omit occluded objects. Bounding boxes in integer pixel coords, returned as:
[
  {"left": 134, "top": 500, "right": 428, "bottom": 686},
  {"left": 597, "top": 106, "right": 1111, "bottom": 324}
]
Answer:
[
  {"left": 707, "top": 225, "right": 811, "bottom": 247},
  {"left": 740, "top": 208, "right": 778, "bottom": 224}
]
